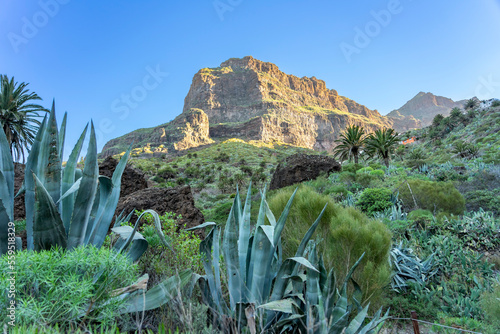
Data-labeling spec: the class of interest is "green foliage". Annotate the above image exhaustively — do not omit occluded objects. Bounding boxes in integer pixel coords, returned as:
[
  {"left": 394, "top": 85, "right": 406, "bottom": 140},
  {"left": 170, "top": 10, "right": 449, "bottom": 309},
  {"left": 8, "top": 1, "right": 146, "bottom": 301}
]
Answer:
[
  {"left": 198, "top": 185, "right": 388, "bottom": 332},
  {"left": 357, "top": 187, "right": 393, "bottom": 215},
  {"left": 0, "top": 75, "right": 49, "bottom": 161},
  {"left": 364, "top": 128, "right": 400, "bottom": 167},
  {"left": 463, "top": 189, "right": 500, "bottom": 215},
  {"left": 390, "top": 242, "right": 436, "bottom": 292},
  {"left": 492, "top": 99, "right": 500, "bottom": 107},
  {"left": 398, "top": 179, "right": 465, "bottom": 215},
  {"left": 481, "top": 282, "right": 500, "bottom": 331},
  {"left": 133, "top": 211, "right": 203, "bottom": 279},
  {"left": 0, "top": 246, "right": 138, "bottom": 328},
  {"left": 342, "top": 163, "right": 363, "bottom": 173},
  {"left": 332, "top": 124, "right": 366, "bottom": 163},
  {"left": 268, "top": 186, "right": 392, "bottom": 306},
  {"left": 465, "top": 98, "right": 479, "bottom": 110}
]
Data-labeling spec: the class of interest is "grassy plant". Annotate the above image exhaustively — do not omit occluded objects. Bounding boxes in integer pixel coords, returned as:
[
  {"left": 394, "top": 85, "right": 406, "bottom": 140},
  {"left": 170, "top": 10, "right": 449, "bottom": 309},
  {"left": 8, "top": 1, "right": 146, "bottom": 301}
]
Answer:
[{"left": 0, "top": 246, "right": 138, "bottom": 329}]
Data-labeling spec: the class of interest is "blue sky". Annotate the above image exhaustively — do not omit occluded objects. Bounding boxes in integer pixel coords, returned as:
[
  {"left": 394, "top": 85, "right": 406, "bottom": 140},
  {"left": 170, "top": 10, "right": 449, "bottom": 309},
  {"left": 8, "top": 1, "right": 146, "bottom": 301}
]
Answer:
[{"left": 1, "top": 0, "right": 500, "bottom": 157}]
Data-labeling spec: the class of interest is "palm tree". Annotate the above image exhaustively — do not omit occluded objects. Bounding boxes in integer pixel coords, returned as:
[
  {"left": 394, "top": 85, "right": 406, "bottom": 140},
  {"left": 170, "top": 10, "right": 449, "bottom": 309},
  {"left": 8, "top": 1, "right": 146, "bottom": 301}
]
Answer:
[
  {"left": 0, "top": 75, "right": 48, "bottom": 161},
  {"left": 332, "top": 125, "right": 365, "bottom": 164},
  {"left": 365, "top": 128, "right": 400, "bottom": 167}
]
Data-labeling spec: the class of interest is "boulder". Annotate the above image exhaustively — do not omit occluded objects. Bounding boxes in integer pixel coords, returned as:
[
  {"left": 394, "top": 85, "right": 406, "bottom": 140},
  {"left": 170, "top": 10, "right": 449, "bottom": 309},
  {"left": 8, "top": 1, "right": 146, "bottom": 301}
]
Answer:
[
  {"left": 115, "top": 186, "right": 205, "bottom": 237},
  {"left": 99, "top": 156, "right": 148, "bottom": 197},
  {"left": 269, "top": 154, "right": 341, "bottom": 190}
]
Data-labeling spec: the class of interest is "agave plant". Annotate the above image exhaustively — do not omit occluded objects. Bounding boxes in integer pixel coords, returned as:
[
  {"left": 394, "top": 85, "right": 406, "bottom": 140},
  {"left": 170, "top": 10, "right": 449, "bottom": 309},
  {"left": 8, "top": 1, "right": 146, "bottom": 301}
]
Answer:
[
  {"left": 0, "top": 102, "right": 188, "bottom": 319},
  {"left": 390, "top": 242, "right": 437, "bottom": 292},
  {"left": 193, "top": 185, "right": 388, "bottom": 333}
]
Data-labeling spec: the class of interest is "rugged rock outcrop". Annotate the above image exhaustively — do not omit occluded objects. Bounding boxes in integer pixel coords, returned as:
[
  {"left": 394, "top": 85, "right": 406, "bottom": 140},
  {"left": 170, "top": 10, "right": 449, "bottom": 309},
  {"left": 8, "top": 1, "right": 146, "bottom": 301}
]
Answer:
[
  {"left": 387, "top": 92, "right": 466, "bottom": 131},
  {"left": 101, "top": 108, "right": 213, "bottom": 157},
  {"left": 100, "top": 56, "right": 392, "bottom": 156},
  {"left": 115, "top": 186, "right": 205, "bottom": 237},
  {"left": 269, "top": 154, "right": 341, "bottom": 190},
  {"left": 98, "top": 156, "right": 148, "bottom": 197}
]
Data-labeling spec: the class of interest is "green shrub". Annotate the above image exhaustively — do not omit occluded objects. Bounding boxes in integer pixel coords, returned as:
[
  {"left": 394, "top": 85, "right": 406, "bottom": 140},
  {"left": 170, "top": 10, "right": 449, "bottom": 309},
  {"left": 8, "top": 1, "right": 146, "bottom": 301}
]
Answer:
[
  {"left": 356, "top": 172, "right": 381, "bottom": 188},
  {"left": 369, "top": 169, "right": 385, "bottom": 179},
  {"left": 341, "top": 163, "right": 363, "bottom": 173},
  {"left": 464, "top": 190, "right": 500, "bottom": 215},
  {"left": 157, "top": 165, "right": 176, "bottom": 179},
  {"left": 398, "top": 179, "right": 465, "bottom": 215},
  {"left": 268, "top": 186, "right": 392, "bottom": 306},
  {"left": 356, "top": 166, "right": 374, "bottom": 174},
  {"left": 481, "top": 282, "right": 500, "bottom": 331},
  {"left": 0, "top": 246, "right": 138, "bottom": 328},
  {"left": 357, "top": 187, "right": 393, "bottom": 215}
]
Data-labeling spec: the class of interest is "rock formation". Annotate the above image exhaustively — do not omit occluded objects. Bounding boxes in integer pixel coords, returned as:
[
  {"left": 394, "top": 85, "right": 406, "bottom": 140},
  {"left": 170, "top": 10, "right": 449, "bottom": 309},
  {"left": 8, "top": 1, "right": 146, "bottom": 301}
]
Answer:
[
  {"left": 387, "top": 92, "right": 466, "bottom": 131},
  {"left": 98, "top": 156, "right": 149, "bottom": 197},
  {"left": 101, "top": 56, "right": 392, "bottom": 156},
  {"left": 269, "top": 154, "right": 341, "bottom": 190},
  {"left": 114, "top": 186, "right": 205, "bottom": 237}
]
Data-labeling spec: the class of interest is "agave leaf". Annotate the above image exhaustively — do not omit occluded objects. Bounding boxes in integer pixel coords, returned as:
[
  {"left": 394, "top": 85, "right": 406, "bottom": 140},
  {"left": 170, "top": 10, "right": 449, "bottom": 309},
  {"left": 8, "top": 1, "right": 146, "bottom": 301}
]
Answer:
[
  {"left": 0, "top": 201, "right": 9, "bottom": 254},
  {"left": 87, "top": 144, "right": 132, "bottom": 248},
  {"left": 258, "top": 299, "right": 298, "bottom": 314},
  {"left": 223, "top": 192, "right": 243, "bottom": 308},
  {"left": 248, "top": 225, "right": 274, "bottom": 304},
  {"left": 185, "top": 221, "right": 216, "bottom": 231},
  {"left": 238, "top": 184, "right": 252, "bottom": 289},
  {"left": 118, "top": 269, "right": 192, "bottom": 314},
  {"left": 140, "top": 208, "right": 173, "bottom": 251},
  {"left": 272, "top": 188, "right": 297, "bottom": 247},
  {"left": 306, "top": 244, "right": 319, "bottom": 307},
  {"left": 61, "top": 124, "right": 88, "bottom": 231},
  {"left": 0, "top": 127, "right": 14, "bottom": 221},
  {"left": 247, "top": 190, "right": 268, "bottom": 288},
  {"left": 0, "top": 171, "right": 13, "bottom": 221},
  {"left": 24, "top": 116, "right": 47, "bottom": 250},
  {"left": 112, "top": 225, "right": 148, "bottom": 262},
  {"left": 270, "top": 205, "right": 325, "bottom": 303},
  {"left": 32, "top": 173, "right": 67, "bottom": 251},
  {"left": 58, "top": 178, "right": 81, "bottom": 204},
  {"left": 58, "top": 112, "right": 67, "bottom": 160},
  {"left": 40, "top": 102, "right": 61, "bottom": 204},
  {"left": 67, "top": 123, "right": 98, "bottom": 249},
  {"left": 344, "top": 304, "right": 370, "bottom": 334},
  {"left": 200, "top": 227, "right": 228, "bottom": 315}
]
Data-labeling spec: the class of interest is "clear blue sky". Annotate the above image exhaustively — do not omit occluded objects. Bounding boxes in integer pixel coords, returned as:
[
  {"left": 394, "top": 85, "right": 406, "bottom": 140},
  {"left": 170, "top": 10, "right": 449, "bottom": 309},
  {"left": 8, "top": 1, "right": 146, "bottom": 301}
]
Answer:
[{"left": 1, "top": 0, "right": 500, "bottom": 157}]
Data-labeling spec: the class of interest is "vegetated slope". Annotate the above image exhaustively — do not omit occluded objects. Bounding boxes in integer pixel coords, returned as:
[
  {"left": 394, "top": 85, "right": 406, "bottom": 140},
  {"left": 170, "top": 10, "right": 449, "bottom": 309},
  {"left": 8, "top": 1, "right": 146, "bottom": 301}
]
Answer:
[
  {"left": 101, "top": 56, "right": 393, "bottom": 157},
  {"left": 388, "top": 91, "right": 466, "bottom": 132}
]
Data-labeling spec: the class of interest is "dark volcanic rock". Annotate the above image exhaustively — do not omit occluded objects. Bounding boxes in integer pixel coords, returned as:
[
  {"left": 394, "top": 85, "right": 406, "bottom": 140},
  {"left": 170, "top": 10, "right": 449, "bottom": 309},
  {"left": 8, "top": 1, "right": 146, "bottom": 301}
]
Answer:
[
  {"left": 99, "top": 156, "right": 148, "bottom": 197},
  {"left": 115, "top": 186, "right": 205, "bottom": 237},
  {"left": 270, "top": 154, "right": 341, "bottom": 190},
  {"left": 14, "top": 163, "right": 25, "bottom": 220}
]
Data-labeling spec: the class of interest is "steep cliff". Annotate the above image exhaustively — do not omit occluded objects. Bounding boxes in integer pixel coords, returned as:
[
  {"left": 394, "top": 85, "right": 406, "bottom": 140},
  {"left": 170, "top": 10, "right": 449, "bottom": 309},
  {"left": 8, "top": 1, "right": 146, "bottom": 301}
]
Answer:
[
  {"left": 387, "top": 92, "right": 466, "bottom": 131},
  {"left": 101, "top": 56, "right": 393, "bottom": 156}
]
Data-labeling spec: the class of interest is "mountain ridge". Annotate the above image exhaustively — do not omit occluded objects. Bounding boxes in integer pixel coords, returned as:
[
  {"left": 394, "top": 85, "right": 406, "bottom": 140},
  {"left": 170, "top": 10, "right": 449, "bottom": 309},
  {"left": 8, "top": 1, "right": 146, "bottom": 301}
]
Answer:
[{"left": 100, "top": 57, "right": 466, "bottom": 157}]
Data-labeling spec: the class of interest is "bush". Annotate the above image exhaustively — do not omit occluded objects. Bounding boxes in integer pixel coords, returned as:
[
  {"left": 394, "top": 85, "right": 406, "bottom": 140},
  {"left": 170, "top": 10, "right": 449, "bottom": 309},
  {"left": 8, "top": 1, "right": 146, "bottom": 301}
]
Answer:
[
  {"left": 481, "top": 282, "right": 500, "bottom": 331},
  {"left": 157, "top": 165, "right": 176, "bottom": 179},
  {"left": 342, "top": 163, "right": 363, "bottom": 173},
  {"left": 357, "top": 187, "right": 394, "bottom": 215},
  {"left": 464, "top": 190, "right": 500, "bottom": 215},
  {"left": 0, "top": 246, "right": 138, "bottom": 329},
  {"left": 268, "top": 186, "right": 392, "bottom": 306},
  {"left": 398, "top": 179, "right": 465, "bottom": 215}
]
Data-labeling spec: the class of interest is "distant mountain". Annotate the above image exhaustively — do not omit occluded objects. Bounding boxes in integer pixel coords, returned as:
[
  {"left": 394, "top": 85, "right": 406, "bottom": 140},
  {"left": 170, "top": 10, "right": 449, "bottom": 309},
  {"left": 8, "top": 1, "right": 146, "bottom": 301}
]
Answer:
[
  {"left": 387, "top": 92, "right": 466, "bottom": 131},
  {"left": 101, "top": 56, "right": 392, "bottom": 157}
]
